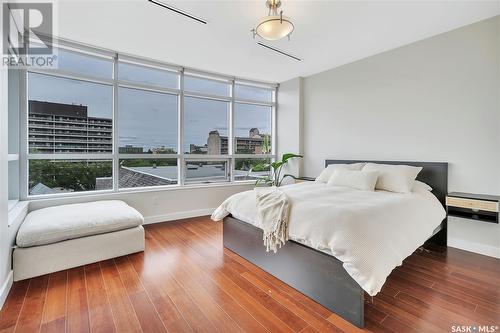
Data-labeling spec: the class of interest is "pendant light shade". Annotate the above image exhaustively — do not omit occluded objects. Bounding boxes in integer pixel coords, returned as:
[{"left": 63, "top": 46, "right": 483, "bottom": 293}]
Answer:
[{"left": 252, "top": 0, "right": 294, "bottom": 41}]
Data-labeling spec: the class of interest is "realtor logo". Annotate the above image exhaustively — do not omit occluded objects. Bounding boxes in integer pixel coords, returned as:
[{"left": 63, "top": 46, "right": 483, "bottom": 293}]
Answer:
[{"left": 2, "top": 2, "right": 56, "bottom": 68}]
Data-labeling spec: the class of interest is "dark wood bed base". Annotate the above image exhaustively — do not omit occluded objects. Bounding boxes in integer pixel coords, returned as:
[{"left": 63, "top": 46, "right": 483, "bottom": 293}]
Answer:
[{"left": 223, "top": 160, "right": 448, "bottom": 328}]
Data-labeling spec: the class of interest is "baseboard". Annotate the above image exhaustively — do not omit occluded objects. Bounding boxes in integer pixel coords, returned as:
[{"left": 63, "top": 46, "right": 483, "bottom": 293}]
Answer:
[
  {"left": 448, "top": 237, "right": 500, "bottom": 259},
  {"left": 0, "top": 270, "right": 13, "bottom": 310},
  {"left": 143, "top": 208, "right": 215, "bottom": 225}
]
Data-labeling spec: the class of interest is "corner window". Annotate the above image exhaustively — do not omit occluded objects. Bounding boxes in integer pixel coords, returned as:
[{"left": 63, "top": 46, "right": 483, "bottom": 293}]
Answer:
[
  {"left": 28, "top": 159, "right": 113, "bottom": 195},
  {"left": 234, "top": 103, "right": 272, "bottom": 155},
  {"left": 118, "top": 87, "right": 178, "bottom": 154},
  {"left": 119, "top": 159, "right": 178, "bottom": 188},
  {"left": 28, "top": 73, "right": 113, "bottom": 155},
  {"left": 22, "top": 42, "right": 277, "bottom": 198},
  {"left": 183, "top": 97, "right": 229, "bottom": 155},
  {"left": 184, "top": 160, "right": 229, "bottom": 184},
  {"left": 118, "top": 62, "right": 178, "bottom": 89},
  {"left": 235, "top": 84, "right": 273, "bottom": 102}
]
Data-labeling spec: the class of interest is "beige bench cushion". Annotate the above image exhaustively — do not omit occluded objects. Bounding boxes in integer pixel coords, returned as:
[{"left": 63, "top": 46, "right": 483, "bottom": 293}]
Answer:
[{"left": 17, "top": 200, "right": 144, "bottom": 248}]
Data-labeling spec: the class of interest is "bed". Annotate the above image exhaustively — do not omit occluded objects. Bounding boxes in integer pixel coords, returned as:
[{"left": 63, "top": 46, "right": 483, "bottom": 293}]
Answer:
[{"left": 218, "top": 160, "right": 448, "bottom": 328}]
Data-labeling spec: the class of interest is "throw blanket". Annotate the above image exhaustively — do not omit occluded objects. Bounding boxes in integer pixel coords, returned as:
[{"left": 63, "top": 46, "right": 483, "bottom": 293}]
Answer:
[
  {"left": 211, "top": 186, "right": 290, "bottom": 252},
  {"left": 255, "top": 187, "right": 290, "bottom": 252}
]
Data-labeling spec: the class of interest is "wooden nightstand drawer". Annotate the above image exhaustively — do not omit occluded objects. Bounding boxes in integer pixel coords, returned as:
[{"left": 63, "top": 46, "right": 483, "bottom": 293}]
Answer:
[
  {"left": 294, "top": 177, "right": 315, "bottom": 184},
  {"left": 445, "top": 197, "right": 498, "bottom": 213}
]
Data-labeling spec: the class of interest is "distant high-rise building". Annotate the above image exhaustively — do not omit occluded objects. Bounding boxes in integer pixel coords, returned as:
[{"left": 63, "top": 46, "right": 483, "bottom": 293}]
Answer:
[
  {"left": 28, "top": 100, "right": 112, "bottom": 154},
  {"left": 119, "top": 145, "right": 143, "bottom": 154},
  {"left": 203, "top": 129, "right": 269, "bottom": 155}
]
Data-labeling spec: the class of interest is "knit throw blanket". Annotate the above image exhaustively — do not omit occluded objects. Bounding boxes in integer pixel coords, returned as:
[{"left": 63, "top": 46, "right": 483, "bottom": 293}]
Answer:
[{"left": 254, "top": 186, "right": 290, "bottom": 253}]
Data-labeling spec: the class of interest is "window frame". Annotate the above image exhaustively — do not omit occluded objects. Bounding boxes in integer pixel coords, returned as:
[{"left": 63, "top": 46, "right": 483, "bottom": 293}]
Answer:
[{"left": 20, "top": 39, "right": 277, "bottom": 200}]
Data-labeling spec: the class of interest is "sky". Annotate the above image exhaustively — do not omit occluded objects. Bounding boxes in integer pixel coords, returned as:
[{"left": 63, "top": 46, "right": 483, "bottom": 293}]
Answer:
[{"left": 27, "top": 49, "right": 272, "bottom": 153}]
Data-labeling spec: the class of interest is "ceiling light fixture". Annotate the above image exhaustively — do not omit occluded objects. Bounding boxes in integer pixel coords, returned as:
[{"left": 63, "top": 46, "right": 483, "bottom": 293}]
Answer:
[{"left": 252, "top": 0, "right": 294, "bottom": 41}]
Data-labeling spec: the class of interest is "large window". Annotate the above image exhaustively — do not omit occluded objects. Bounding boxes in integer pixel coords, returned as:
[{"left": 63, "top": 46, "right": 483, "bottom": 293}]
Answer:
[
  {"left": 184, "top": 97, "right": 229, "bottom": 155},
  {"left": 23, "top": 43, "right": 276, "bottom": 198},
  {"left": 28, "top": 73, "right": 113, "bottom": 155},
  {"left": 29, "top": 160, "right": 113, "bottom": 195},
  {"left": 234, "top": 103, "right": 272, "bottom": 154},
  {"left": 118, "top": 88, "right": 178, "bottom": 154}
]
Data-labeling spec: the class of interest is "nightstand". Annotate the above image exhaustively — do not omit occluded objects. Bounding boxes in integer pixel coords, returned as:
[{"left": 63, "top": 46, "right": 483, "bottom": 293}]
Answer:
[
  {"left": 294, "top": 177, "right": 315, "bottom": 183},
  {"left": 446, "top": 192, "right": 499, "bottom": 224}
]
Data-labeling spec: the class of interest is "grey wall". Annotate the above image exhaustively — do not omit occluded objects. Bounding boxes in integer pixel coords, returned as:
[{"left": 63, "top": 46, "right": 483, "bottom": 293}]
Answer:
[
  {"left": 277, "top": 77, "right": 304, "bottom": 179},
  {"left": 301, "top": 16, "right": 500, "bottom": 257}
]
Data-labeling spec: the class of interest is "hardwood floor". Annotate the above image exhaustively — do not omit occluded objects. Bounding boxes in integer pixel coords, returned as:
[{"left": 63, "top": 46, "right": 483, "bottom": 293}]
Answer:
[{"left": 1, "top": 216, "right": 498, "bottom": 332}]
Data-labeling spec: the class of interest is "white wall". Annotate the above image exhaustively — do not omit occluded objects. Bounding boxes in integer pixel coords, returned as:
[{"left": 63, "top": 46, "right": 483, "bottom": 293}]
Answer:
[
  {"left": 0, "top": 2, "right": 13, "bottom": 308},
  {"left": 301, "top": 16, "right": 500, "bottom": 257},
  {"left": 28, "top": 184, "right": 253, "bottom": 223},
  {"left": 277, "top": 77, "right": 304, "bottom": 179}
]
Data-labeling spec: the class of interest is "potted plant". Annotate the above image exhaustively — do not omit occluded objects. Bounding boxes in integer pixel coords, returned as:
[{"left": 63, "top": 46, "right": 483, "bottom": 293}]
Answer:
[{"left": 253, "top": 153, "right": 303, "bottom": 187}]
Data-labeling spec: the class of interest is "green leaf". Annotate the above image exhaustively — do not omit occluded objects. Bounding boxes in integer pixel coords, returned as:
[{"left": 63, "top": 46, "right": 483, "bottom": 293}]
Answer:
[
  {"left": 271, "top": 161, "right": 284, "bottom": 170},
  {"left": 252, "top": 163, "right": 270, "bottom": 172},
  {"left": 282, "top": 153, "right": 303, "bottom": 163}
]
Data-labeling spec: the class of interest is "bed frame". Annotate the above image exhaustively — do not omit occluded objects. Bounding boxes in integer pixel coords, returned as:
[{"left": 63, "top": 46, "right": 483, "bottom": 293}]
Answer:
[{"left": 223, "top": 160, "right": 448, "bottom": 328}]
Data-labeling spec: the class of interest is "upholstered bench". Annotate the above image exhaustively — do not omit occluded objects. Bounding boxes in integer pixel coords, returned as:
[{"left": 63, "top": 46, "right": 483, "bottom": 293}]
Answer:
[{"left": 13, "top": 200, "right": 145, "bottom": 281}]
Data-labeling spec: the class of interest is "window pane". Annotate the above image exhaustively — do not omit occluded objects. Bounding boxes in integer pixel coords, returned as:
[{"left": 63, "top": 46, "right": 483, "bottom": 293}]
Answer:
[
  {"left": 234, "top": 158, "right": 270, "bottom": 181},
  {"left": 28, "top": 73, "right": 113, "bottom": 154},
  {"left": 28, "top": 160, "right": 112, "bottom": 196},
  {"left": 118, "top": 88, "right": 178, "bottom": 154},
  {"left": 118, "top": 62, "right": 178, "bottom": 88},
  {"left": 119, "top": 159, "right": 177, "bottom": 188},
  {"left": 184, "top": 97, "right": 229, "bottom": 155},
  {"left": 184, "top": 76, "right": 229, "bottom": 96},
  {"left": 56, "top": 48, "right": 113, "bottom": 78},
  {"left": 184, "top": 160, "right": 229, "bottom": 184},
  {"left": 8, "top": 68, "right": 20, "bottom": 154},
  {"left": 8, "top": 160, "right": 19, "bottom": 201},
  {"left": 235, "top": 84, "right": 273, "bottom": 102},
  {"left": 234, "top": 103, "right": 272, "bottom": 154}
]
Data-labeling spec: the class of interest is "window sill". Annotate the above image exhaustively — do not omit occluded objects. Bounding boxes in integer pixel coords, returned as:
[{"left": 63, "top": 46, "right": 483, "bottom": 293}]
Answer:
[
  {"left": 8, "top": 201, "right": 29, "bottom": 228},
  {"left": 26, "top": 181, "right": 256, "bottom": 201}
]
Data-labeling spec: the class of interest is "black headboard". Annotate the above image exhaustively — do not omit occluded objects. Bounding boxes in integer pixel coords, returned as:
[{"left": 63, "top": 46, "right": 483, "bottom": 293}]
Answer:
[{"left": 325, "top": 160, "right": 448, "bottom": 206}]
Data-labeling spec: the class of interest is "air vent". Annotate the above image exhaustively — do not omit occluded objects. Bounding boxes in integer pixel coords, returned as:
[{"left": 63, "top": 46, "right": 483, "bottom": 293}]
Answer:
[
  {"left": 257, "top": 42, "right": 302, "bottom": 61},
  {"left": 148, "top": 0, "right": 207, "bottom": 24}
]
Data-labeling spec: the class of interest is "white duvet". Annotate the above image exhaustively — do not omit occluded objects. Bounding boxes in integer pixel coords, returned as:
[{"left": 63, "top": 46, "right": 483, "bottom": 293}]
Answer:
[{"left": 212, "top": 182, "right": 446, "bottom": 296}]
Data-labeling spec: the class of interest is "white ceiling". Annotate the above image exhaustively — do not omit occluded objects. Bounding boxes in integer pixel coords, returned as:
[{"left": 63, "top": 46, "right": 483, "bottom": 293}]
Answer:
[{"left": 54, "top": 0, "right": 500, "bottom": 83}]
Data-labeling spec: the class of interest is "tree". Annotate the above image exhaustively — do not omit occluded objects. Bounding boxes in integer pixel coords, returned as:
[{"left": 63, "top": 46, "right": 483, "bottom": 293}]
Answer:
[{"left": 29, "top": 160, "right": 112, "bottom": 192}]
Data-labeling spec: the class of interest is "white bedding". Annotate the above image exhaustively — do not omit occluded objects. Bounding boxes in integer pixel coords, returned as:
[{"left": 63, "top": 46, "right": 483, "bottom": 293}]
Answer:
[{"left": 212, "top": 182, "right": 446, "bottom": 296}]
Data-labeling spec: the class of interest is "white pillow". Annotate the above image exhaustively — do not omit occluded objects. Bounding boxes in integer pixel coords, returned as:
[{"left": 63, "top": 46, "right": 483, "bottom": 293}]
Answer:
[
  {"left": 362, "top": 163, "right": 422, "bottom": 193},
  {"left": 412, "top": 180, "right": 432, "bottom": 193},
  {"left": 327, "top": 169, "right": 379, "bottom": 191},
  {"left": 315, "top": 163, "right": 365, "bottom": 183}
]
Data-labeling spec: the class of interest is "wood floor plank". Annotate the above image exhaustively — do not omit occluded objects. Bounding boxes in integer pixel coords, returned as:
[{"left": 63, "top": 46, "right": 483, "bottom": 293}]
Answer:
[
  {"left": 66, "top": 267, "right": 90, "bottom": 333},
  {"left": 174, "top": 222, "right": 318, "bottom": 332},
  {"left": 84, "top": 263, "right": 117, "bottom": 333},
  {"left": 126, "top": 253, "right": 194, "bottom": 333},
  {"left": 160, "top": 222, "right": 305, "bottom": 332},
  {"left": 2, "top": 217, "right": 499, "bottom": 333},
  {"left": 151, "top": 226, "right": 295, "bottom": 333},
  {"left": 145, "top": 229, "right": 266, "bottom": 332},
  {"left": 0, "top": 280, "right": 30, "bottom": 332},
  {"left": 99, "top": 260, "right": 142, "bottom": 333},
  {"left": 15, "top": 275, "right": 49, "bottom": 333},
  {"left": 114, "top": 257, "right": 168, "bottom": 333},
  {"left": 241, "top": 271, "right": 343, "bottom": 333},
  {"left": 40, "top": 271, "right": 67, "bottom": 333},
  {"left": 135, "top": 231, "right": 220, "bottom": 333}
]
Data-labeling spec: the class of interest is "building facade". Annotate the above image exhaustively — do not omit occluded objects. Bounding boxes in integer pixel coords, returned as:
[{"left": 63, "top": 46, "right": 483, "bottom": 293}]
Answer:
[
  {"left": 28, "top": 100, "right": 113, "bottom": 154},
  {"left": 190, "top": 128, "right": 269, "bottom": 155}
]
